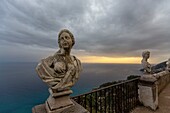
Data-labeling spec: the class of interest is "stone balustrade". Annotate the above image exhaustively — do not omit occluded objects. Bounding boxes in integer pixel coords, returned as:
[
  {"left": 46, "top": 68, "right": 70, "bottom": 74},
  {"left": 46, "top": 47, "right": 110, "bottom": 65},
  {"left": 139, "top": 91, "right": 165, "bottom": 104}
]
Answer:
[{"left": 154, "top": 71, "right": 170, "bottom": 94}]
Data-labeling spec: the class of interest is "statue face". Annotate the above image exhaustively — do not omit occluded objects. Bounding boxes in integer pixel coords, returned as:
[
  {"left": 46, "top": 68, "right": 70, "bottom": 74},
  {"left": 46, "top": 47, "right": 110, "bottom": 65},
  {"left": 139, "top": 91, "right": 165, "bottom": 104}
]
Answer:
[
  {"left": 59, "top": 32, "right": 73, "bottom": 49},
  {"left": 145, "top": 53, "right": 150, "bottom": 59}
]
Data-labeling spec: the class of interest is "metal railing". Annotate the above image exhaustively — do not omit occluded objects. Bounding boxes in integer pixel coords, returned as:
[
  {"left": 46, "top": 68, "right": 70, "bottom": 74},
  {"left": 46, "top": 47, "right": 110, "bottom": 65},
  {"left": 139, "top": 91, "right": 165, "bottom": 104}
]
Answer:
[{"left": 72, "top": 78, "right": 139, "bottom": 113}]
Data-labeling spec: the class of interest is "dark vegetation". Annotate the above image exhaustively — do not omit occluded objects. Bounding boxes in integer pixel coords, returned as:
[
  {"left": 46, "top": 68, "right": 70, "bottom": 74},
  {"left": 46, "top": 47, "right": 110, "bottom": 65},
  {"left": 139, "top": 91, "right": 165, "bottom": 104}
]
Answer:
[{"left": 96, "top": 75, "right": 140, "bottom": 89}]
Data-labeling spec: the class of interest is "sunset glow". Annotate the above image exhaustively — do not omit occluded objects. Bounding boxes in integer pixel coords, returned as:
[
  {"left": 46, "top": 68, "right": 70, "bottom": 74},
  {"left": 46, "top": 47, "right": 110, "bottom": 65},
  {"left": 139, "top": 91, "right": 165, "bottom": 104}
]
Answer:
[{"left": 79, "top": 56, "right": 142, "bottom": 64}]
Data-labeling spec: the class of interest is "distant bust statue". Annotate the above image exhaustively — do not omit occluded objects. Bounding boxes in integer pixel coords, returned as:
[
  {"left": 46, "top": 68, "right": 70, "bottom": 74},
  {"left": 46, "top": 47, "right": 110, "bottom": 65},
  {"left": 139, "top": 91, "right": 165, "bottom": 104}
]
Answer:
[
  {"left": 141, "top": 51, "right": 152, "bottom": 74},
  {"left": 36, "top": 29, "right": 82, "bottom": 95},
  {"left": 166, "top": 58, "right": 170, "bottom": 71}
]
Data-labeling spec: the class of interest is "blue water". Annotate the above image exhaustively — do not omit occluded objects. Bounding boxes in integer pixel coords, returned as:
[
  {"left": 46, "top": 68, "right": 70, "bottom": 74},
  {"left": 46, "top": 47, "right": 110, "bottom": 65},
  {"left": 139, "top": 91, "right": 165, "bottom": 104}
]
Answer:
[{"left": 0, "top": 62, "right": 141, "bottom": 113}]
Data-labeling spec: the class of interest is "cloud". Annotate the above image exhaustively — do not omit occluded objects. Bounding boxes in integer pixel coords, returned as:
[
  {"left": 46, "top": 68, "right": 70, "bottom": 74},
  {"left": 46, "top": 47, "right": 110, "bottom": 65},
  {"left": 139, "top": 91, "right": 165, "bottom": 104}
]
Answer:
[{"left": 0, "top": 0, "right": 170, "bottom": 62}]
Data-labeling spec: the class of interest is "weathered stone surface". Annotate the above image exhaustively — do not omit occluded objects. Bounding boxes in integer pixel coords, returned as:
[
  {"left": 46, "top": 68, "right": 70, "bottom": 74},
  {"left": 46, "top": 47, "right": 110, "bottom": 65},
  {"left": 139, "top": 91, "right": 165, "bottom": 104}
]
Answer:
[
  {"left": 36, "top": 29, "right": 82, "bottom": 95},
  {"left": 138, "top": 82, "right": 158, "bottom": 110},
  {"left": 32, "top": 100, "right": 89, "bottom": 113},
  {"left": 46, "top": 95, "right": 74, "bottom": 112},
  {"left": 155, "top": 71, "right": 170, "bottom": 94},
  {"left": 140, "top": 74, "right": 157, "bottom": 83},
  {"left": 61, "top": 100, "right": 89, "bottom": 113},
  {"left": 32, "top": 104, "right": 46, "bottom": 113},
  {"left": 48, "top": 89, "right": 73, "bottom": 97}
]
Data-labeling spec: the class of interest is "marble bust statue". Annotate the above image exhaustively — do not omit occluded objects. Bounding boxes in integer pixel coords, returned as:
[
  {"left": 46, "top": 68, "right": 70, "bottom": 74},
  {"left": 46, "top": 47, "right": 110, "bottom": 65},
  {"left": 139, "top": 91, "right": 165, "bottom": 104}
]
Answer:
[
  {"left": 32, "top": 29, "right": 89, "bottom": 113},
  {"left": 141, "top": 51, "right": 152, "bottom": 74},
  {"left": 36, "top": 29, "right": 82, "bottom": 95}
]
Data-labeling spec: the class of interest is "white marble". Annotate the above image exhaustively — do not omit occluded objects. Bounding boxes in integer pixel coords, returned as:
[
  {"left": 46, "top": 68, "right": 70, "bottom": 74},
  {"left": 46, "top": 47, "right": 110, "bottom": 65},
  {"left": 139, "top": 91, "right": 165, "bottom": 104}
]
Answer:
[{"left": 141, "top": 51, "right": 152, "bottom": 74}]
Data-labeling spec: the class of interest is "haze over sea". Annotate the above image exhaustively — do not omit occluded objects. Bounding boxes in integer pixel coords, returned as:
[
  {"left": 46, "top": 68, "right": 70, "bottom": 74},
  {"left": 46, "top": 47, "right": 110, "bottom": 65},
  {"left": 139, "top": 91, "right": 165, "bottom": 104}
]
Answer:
[{"left": 0, "top": 62, "right": 141, "bottom": 113}]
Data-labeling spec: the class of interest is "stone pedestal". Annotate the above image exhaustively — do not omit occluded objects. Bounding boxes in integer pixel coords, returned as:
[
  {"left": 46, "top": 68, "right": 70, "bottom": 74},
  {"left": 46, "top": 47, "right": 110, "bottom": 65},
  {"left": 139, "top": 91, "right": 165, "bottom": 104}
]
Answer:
[
  {"left": 46, "top": 95, "right": 74, "bottom": 113},
  {"left": 32, "top": 99, "right": 89, "bottom": 113},
  {"left": 138, "top": 74, "right": 158, "bottom": 110},
  {"left": 48, "top": 88, "right": 73, "bottom": 97},
  {"left": 32, "top": 89, "right": 89, "bottom": 113},
  {"left": 47, "top": 89, "right": 73, "bottom": 113}
]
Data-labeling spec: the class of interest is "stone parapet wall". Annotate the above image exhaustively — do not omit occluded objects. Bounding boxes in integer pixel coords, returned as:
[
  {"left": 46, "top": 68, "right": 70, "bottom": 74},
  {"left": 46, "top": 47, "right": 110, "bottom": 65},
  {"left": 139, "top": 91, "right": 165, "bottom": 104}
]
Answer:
[{"left": 154, "top": 71, "right": 170, "bottom": 94}]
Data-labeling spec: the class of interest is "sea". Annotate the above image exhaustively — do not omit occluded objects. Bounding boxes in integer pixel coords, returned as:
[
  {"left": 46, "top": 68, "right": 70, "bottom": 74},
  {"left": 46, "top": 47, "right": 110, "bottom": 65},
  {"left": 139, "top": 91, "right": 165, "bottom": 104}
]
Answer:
[{"left": 0, "top": 62, "right": 142, "bottom": 113}]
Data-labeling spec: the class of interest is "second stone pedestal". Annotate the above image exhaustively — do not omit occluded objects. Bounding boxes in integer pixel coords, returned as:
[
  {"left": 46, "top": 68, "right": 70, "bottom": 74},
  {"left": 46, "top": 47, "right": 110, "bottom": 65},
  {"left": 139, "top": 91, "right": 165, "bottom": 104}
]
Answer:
[{"left": 138, "top": 74, "right": 158, "bottom": 110}]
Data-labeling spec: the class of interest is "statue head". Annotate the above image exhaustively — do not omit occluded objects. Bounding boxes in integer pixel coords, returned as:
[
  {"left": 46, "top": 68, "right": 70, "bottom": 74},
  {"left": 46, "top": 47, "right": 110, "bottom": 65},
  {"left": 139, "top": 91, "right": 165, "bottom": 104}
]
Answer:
[
  {"left": 142, "top": 51, "right": 150, "bottom": 59},
  {"left": 58, "top": 29, "right": 75, "bottom": 49}
]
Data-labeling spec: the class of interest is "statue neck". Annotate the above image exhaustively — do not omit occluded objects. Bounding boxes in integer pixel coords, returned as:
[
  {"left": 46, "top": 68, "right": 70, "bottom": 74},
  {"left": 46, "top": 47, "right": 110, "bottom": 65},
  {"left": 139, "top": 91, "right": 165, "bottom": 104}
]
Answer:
[
  {"left": 65, "top": 49, "right": 71, "bottom": 56},
  {"left": 143, "top": 57, "right": 148, "bottom": 61},
  {"left": 60, "top": 48, "right": 71, "bottom": 56}
]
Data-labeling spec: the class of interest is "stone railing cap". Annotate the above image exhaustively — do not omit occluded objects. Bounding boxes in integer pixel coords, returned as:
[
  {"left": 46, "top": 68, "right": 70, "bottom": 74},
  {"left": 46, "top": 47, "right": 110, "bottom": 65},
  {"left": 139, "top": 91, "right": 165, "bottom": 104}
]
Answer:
[{"left": 140, "top": 74, "right": 157, "bottom": 82}]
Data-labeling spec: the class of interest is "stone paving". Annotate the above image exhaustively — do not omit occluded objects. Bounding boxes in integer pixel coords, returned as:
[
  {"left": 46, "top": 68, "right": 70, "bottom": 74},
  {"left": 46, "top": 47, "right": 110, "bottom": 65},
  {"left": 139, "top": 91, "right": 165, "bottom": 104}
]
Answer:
[{"left": 131, "top": 83, "right": 170, "bottom": 113}]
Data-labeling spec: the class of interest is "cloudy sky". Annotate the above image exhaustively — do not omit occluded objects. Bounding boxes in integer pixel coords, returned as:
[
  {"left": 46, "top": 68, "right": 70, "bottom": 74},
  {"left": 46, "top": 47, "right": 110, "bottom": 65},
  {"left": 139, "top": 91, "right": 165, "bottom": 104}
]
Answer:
[{"left": 0, "top": 0, "right": 170, "bottom": 63}]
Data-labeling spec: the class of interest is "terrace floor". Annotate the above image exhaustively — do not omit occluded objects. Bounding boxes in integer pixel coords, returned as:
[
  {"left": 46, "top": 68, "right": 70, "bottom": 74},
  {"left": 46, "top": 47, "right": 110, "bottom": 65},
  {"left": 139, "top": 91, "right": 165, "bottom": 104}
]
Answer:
[{"left": 131, "top": 83, "right": 170, "bottom": 113}]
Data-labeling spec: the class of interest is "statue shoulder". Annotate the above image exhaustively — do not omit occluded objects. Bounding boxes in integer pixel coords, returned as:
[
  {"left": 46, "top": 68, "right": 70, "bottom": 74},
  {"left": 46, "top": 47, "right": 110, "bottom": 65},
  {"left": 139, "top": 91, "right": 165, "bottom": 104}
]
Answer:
[
  {"left": 141, "top": 59, "right": 146, "bottom": 65},
  {"left": 71, "top": 55, "right": 82, "bottom": 71},
  {"left": 42, "top": 52, "right": 60, "bottom": 66},
  {"left": 42, "top": 55, "right": 54, "bottom": 66},
  {"left": 44, "top": 55, "right": 54, "bottom": 61},
  {"left": 72, "top": 55, "right": 81, "bottom": 64}
]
